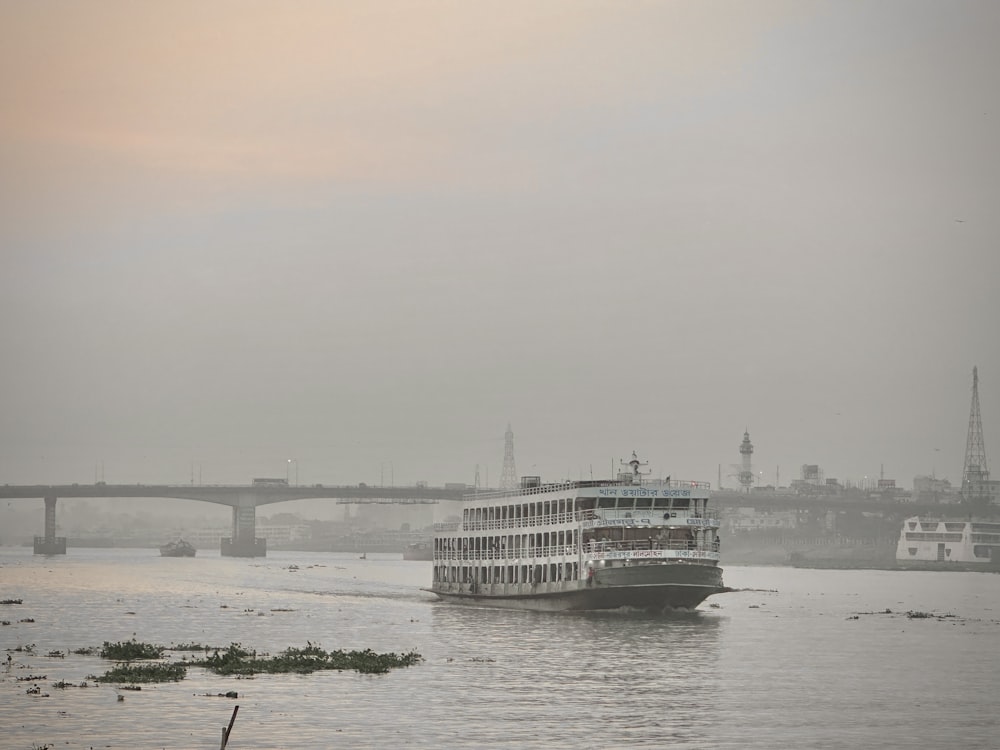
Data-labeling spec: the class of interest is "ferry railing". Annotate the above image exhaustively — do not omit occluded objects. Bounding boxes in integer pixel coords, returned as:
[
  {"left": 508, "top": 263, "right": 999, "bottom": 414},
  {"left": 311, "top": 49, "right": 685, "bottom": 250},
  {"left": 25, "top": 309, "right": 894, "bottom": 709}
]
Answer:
[
  {"left": 432, "top": 540, "right": 721, "bottom": 561},
  {"left": 465, "top": 478, "right": 711, "bottom": 502},
  {"left": 584, "top": 539, "right": 720, "bottom": 554},
  {"left": 463, "top": 510, "right": 578, "bottom": 532},
  {"left": 460, "top": 507, "right": 719, "bottom": 532}
]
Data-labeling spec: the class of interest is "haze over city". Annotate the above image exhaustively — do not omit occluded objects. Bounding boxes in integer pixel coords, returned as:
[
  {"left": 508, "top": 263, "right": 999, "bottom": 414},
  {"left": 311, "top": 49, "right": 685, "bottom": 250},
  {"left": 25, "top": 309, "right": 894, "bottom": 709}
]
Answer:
[{"left": 2, "top": 1, "right": 998, "bottom": 494}]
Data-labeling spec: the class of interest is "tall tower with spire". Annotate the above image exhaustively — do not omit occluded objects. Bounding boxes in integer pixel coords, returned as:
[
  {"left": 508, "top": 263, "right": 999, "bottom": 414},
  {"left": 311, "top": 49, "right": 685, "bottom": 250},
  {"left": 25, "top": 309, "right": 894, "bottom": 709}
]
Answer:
[
  {"left": 962, "top": 366, "right": 990, "bottom": 502},
  {"left": 738, "top": 429, "right": 754, "bottom": 493},
  {"left": 498, "top": 423, "right": 518, "bottom": 490}
]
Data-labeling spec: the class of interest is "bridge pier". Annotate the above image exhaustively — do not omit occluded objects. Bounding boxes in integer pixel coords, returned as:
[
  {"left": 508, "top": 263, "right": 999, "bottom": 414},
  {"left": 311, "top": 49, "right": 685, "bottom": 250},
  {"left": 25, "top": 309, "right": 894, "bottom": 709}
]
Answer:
[
  {"left": 34, "top": 496, "right": 67, "bottom": 555},
  {"left": 221, "top": 496, "right": 266, "bottom": 557}
]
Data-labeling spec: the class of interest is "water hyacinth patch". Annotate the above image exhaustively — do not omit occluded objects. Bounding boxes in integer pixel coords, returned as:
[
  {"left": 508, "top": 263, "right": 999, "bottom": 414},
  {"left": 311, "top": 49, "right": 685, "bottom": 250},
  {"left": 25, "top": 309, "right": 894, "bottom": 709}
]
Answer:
[
  {"left": 96, "top": 663, "right": 187, "bottom": 683},
  {"left": 100, "top": 639, "right": 166, "bottom": 660},
  {"left": 192, "top": 642, "right": 422, "bottom": 676}
]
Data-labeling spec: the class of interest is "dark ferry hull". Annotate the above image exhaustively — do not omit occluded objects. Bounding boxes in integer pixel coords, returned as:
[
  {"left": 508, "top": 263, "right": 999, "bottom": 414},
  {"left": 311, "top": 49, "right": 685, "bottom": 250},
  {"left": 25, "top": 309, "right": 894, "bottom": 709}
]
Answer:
[{"left": 428, "top": 563, "right": 723, "bottom": 613}]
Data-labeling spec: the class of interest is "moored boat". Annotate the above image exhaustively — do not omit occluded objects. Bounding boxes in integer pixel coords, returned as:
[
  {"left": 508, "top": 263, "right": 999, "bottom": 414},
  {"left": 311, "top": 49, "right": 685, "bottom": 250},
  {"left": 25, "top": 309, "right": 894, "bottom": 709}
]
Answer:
[
  {"left": 403, "top": 542, "right": 433, "bottom": 561},
  {"left": 426, "top": 452, "right": 723, "bottom": 612},
  {"left": 895, "top": 516, "right": 1000, "bottom": 569},
  {"left": 159, "top": 538, "right": 196, "bottom": 557}
]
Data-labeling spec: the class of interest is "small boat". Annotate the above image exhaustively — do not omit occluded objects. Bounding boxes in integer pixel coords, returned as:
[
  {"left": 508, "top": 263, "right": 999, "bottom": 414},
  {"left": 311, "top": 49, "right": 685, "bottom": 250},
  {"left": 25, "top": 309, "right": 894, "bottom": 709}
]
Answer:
[
  {"left": 426, "top": 451, "right": 724, "bottom": 612},
  {"left": 359, "top": 552, "right": 367, "bottom": 560},
  {"left": 159, "top": 539, "right": 196, "bottom": 557},
  {"left": 403, "top": 542, "right": 433, "bottom": 561}
]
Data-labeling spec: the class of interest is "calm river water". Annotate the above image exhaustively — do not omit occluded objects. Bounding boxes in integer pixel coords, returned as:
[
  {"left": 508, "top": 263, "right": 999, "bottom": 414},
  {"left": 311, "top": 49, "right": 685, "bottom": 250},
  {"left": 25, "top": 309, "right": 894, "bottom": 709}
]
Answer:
[{"left": 1, "top": 548, "right": 998, "bottom": 749}]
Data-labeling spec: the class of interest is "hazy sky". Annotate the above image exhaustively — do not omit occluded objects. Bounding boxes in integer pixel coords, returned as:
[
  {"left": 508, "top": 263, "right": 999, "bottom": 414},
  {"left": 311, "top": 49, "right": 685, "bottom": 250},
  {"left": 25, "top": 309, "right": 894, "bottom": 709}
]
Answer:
[{"left": 2, "top": 1, "right": 998, "bottom": 491}]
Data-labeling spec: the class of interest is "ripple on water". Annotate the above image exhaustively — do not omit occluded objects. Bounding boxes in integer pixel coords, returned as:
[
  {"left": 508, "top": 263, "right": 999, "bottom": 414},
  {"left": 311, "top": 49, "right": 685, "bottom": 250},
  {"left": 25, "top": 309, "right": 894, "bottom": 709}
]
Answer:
[{"left": 2, "top": 551, "right": 999, "bottom": 749}]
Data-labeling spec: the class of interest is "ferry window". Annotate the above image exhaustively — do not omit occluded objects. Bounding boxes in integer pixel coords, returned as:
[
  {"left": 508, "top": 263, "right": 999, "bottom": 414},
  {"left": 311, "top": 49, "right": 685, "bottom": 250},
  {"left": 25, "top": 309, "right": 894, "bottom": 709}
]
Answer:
[
  {"left": 635, "top": 497, "right": 652, "bottom": 509},
  {"left": 671, "top": 498, "right": 690, "bottom": 510},
  {"left": 653, "top": 498, "right": 669, "bottom": 510},
  {"left": 598, "top": 497, "right": 617, "bottom": 509}
]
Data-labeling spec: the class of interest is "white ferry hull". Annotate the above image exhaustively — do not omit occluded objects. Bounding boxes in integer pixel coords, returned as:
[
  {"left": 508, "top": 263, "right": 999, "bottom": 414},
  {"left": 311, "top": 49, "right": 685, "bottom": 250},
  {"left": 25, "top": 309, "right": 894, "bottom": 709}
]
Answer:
[{"left": 429, "top": 563, "right": 723, "bottom": 613}]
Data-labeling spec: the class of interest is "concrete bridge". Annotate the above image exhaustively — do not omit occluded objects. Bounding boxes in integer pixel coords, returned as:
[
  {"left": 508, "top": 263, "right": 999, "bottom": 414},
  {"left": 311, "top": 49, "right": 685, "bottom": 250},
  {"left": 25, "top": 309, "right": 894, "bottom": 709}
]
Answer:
[
  {"left": 0, "top": 483, "right": 465, "bottom": 557},
  {"left": 2, "top": 482, "right": 990, "bottom": 557}
]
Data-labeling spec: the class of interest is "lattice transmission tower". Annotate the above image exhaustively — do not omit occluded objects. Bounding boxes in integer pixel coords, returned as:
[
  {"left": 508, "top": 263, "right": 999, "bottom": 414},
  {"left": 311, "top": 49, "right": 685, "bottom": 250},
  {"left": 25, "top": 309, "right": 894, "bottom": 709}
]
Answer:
[
  {"left": 498, "top": 423, "right": 519, "bottom": 490},
  {"left": 962, "top": 366, "right": 990, "bottom": 502}
]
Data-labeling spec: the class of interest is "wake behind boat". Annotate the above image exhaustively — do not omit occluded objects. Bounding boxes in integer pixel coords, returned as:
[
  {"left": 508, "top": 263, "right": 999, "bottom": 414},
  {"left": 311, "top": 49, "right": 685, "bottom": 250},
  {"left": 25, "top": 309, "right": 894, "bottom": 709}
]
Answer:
[
  {"left": 159, "top": 538, "right": 196, "bottom": 557},
  {"left": 426, "top": 452, "right": 723, "bottom": 612}
]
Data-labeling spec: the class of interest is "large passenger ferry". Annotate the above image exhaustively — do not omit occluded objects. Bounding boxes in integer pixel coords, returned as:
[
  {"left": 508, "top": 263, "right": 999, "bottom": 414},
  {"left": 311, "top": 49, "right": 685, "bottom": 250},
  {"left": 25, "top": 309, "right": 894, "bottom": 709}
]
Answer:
[{"left": 427, "top": 453, "right": 724, "bottom": 612}]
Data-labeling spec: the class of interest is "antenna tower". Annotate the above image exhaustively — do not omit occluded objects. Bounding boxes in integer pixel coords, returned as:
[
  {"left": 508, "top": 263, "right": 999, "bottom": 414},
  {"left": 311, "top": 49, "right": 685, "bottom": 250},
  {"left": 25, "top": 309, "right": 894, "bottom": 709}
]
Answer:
[
  {"left": 962, "top": 366, "right": 990, "bottom": 502},
  {"left": 738, "top": 429, "right": 754, "bottom": 493},
  {"left": 498, "top": 423, "right": 518, "bottom": 490}
]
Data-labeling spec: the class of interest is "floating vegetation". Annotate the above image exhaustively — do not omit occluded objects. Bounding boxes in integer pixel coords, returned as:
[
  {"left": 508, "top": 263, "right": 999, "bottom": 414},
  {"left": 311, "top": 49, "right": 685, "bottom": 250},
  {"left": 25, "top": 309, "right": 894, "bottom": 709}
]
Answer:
[
  {"left": 100, "top": 639, "right": 166, "bottom": 661},
  {"left": 96, "top": 662, "right": 186, "bottom": 683},
  {"left": 45, "top": 650, "right": 65, "bottom": 658},
  {"left": 13, "top": 644, "right": 36, "bottom": 653},
  {"left": 906, "top": 610, "right": 956, "bottom": 620},
  {"left": 51, "top": 680, "right": 89, "bottom": 689},
  {"left": 169, "top": 642, "right": 218, "bottom": 652},
  {"left": 1, "top": 598, "right": 23, "bottom": 605},
  {"left": 1, "top": 620, "right": 9, "bottom": 626},
  {"left": 19, "top": 618, "right": 35, "bottom": 623},
  {"left": 191, "top": 642, "right": 423, "bottom": 676},
  {"left": 270, "top": 608, "right": 295, "bottom": 612},
  {"left": 17, "top": 675, "right": 47, "bottom": 682},
  {"left": 72, "top": 646, "right": 97, "bottom": 655},
  {"left": 854, "top": 609, "right": 957, "bottom": 621},
  {"left": 118, "top": 684, "right": 142, "bottom": 691},
  {"left": 200, "top": 691, "right": 239, "bottom": 698}
]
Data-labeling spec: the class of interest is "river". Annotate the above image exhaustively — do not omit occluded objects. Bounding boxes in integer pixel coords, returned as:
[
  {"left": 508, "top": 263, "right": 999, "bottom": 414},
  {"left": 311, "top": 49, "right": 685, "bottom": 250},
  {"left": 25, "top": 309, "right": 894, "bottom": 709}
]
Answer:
[{"left": 1, "top": 548, "right": 997, "bottom": 749}]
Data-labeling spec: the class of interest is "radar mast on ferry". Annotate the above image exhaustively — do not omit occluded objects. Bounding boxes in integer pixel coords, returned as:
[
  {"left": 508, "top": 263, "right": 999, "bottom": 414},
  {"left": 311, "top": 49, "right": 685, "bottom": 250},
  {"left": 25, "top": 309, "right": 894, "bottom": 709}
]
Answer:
[{"left": 622, "top": 451, "right": 650, "bottom": 485}]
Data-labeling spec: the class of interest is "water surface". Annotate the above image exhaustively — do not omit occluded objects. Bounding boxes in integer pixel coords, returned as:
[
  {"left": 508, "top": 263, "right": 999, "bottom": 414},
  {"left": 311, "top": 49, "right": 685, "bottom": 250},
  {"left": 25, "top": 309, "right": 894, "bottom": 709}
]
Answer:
[{"left": 1, "top": 548, "right": 997, "bottom": 749}]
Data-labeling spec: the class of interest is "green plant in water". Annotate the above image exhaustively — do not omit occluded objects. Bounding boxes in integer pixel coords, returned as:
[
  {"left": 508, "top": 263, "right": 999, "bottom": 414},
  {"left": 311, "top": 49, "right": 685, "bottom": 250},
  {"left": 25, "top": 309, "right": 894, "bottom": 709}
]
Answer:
[
  {"left": 191, "top": 642, "right": 421, "bottom": 676},
  {"left": 96, "top": 662, "right": 186, "bottom": 683},
  {"left": 169, "top": 642, "right": 216, "bottom": 651},
  {"left": 100, "top": 639, "right": 165, "bottom": 660}
]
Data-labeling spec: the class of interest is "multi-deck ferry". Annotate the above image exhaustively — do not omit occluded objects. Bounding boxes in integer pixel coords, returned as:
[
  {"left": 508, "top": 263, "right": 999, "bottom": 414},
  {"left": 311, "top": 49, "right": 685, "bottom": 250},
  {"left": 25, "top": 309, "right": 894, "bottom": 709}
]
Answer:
[
  {"left": 427, "top": 453, "right": 724, "bottom": 612},
  {"left": 896, "top": 516, "right": 1000, "bottom": 568}
]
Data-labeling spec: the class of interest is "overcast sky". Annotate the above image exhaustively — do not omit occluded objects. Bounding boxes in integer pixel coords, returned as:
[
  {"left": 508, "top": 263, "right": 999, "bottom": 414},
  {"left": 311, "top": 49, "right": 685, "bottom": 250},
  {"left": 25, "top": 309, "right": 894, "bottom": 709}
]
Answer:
[{"left": 1, "top": 1, "right": 998, "bottom": 492}]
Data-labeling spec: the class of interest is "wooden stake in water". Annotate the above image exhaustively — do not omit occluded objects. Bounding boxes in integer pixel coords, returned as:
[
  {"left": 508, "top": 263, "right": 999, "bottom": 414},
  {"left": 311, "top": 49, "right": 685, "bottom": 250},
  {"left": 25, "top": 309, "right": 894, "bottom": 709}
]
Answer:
[{"left": 220, "top": 705, "right": 239, "bottom": 749}]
